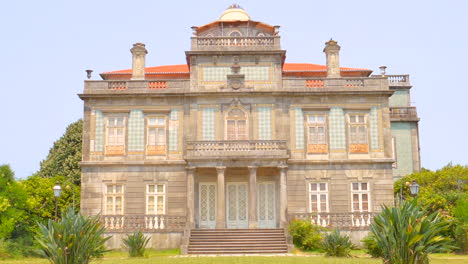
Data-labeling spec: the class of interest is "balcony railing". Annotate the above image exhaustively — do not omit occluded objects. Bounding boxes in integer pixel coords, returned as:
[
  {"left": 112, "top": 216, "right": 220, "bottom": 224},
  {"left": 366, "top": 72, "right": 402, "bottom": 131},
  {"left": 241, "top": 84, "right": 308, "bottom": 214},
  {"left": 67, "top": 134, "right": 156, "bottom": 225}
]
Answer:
[
  {"left": 83, "top": 80, "right": 190, "bottom": 94},
  {"left": 284, "top": 77, "right": 388, "bottom": 91},
  {"left": 191, "top": 36, "right": 281, "bottom": 51},
  {"left": 101, "top": 215, "right": 186, "bottom": 232},
  {"left": 185, "top": 140, "right": 288, "bottom": 159},
  {"left": 390, "top": 107, "right": 419, "bottom": 121},
  {"left": 288, "top": 212, "right": 377, "bottom": 230}
]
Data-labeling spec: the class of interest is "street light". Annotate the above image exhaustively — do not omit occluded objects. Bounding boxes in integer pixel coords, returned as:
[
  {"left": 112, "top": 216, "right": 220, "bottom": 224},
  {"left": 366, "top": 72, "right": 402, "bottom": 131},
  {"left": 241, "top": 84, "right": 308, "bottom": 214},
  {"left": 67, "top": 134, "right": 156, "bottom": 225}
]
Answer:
[
  {"left": 53, "top": 182, "right": 62, "bottom": 220},
  {"left": 409, "top": 180, "right": 420, "bottom": 196}
]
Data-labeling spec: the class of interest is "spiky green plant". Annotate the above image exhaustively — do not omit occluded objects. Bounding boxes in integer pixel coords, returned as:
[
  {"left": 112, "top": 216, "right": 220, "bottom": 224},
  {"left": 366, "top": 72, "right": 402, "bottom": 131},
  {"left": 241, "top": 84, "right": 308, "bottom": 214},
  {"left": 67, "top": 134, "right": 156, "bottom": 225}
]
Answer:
[
  {"left": 321, "top": 230, "right": 354, "bottom": 257},
  {"left": 35, "top": 207, "right": 110, "bottom": 264},
  {"left": 370, "top": 200, "right": 454, "bottom": 264},
  {"left": 123, "top": 231, "right": 151, "bottom": 257}
]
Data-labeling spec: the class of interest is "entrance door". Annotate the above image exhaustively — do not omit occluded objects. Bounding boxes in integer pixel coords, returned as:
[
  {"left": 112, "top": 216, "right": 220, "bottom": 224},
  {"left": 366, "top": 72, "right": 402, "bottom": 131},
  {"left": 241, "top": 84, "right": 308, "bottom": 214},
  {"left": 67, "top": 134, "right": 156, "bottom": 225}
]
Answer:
[
  {"left": 226, "top": 183, "right": 248, "bottom": 228},
  {"left": 199, "top": 183, "right": 216, "bottom": 229},
  {"left": 258, "top": 182, "right": 276, "bottom": 228}
]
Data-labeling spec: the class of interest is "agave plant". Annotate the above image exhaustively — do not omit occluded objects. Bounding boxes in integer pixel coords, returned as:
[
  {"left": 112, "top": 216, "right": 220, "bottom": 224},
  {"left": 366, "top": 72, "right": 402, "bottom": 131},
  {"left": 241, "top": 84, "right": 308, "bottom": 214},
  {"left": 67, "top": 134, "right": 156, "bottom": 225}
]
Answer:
[
  {"left": 321, "top": 230, "right": 354, "bottom": 257},
  {"left": 370, "top": 200, "right": 454, "bottom": 264},
  {"left": 35, "top": 207, "right": 110, "bottom": 264},
  {"left": 123, "top": 231, "right": 151, "bottom": 257}
]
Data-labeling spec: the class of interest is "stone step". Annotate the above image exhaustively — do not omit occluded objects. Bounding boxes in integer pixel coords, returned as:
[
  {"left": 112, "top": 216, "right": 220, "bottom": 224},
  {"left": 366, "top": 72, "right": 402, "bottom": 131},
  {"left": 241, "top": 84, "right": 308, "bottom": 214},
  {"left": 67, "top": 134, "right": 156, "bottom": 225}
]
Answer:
[
  {"left": 188, "top": 243, "right": 288, "bottom": 250},
  {"left": 188, "top": 249, "right": 288, "bottom": 254},
  {"left": 189, "top": 241, "right": 286, "bottom": 245},
  {"left": 187, "top": 228, "right": 289, "bottom": 255}
]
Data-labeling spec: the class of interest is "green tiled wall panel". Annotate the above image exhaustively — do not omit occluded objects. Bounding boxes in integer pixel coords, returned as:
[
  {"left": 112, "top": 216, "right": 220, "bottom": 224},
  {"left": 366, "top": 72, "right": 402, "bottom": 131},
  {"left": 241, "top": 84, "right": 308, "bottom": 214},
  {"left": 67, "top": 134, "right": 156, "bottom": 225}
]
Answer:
[{"left": 392, "top": 122, "right": 414, "bottom": 176}]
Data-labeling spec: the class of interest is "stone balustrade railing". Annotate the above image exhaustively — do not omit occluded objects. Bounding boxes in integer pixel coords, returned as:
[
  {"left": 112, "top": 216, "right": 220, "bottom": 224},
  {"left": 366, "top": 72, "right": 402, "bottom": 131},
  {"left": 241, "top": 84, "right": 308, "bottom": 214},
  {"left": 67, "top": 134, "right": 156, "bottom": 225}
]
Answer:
[
  {"left": 191, "top": 36, "right": 281, "bottom": 50},
  {"left": 371, "top": 74, "right": 411, "bottom": 87},
  {"left": 84, "top": 80, "right": 190, "bottom": 94},
  {"left": 284, "top": 77, "right": 388, "bottom": 91},
  {"left": 288, "top": 212, "right": 377, "bottom": 230},
  {"left": 390, "top": 107, "right": 419, "bottom": 121},
  {"left": 185, "top": 140, "right": 288, "bottom": 159},
  {"left": 83, "top": 77, "right": 389, "bottom": 95},
  {"left": 101, "top": 215, "right": 186, "bottom": 232}
]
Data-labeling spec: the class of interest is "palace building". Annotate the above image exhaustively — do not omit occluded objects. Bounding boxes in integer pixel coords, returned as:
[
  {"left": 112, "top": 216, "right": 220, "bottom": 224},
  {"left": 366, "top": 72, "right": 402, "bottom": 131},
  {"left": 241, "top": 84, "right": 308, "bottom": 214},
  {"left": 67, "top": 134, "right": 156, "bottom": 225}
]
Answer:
[{"left": 79, "top": 5, "right": 420, "bottom": 253}]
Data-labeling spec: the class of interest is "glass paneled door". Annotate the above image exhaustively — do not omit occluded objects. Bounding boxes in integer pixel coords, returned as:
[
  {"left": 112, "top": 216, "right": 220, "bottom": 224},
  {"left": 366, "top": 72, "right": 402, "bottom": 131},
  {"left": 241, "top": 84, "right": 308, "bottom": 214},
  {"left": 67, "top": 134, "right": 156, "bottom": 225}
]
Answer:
[
  {"left": 199, "top": 183, "right": 216, "bottom": 229},
  {"left": 226, "top": 183, "right": 248, "bottom": 228},
  {"left": 258, "top": 182, "right": 276, "bottom": 228}
]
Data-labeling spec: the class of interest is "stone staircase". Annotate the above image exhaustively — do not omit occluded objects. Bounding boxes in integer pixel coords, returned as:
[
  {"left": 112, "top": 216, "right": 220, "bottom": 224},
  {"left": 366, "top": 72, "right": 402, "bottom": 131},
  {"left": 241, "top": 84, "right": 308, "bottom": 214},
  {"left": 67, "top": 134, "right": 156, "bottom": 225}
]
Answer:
[{"left": 187, "top": 228, "right": 289, "bottom": 254}]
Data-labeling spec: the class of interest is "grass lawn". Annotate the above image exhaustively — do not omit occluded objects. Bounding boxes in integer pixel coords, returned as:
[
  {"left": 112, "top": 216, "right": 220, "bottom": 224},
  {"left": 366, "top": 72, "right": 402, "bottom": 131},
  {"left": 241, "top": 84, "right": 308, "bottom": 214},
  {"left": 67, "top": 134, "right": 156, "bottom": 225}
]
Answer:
[{"left": 1, "top": 250, "right": 466, "bottom": 264}]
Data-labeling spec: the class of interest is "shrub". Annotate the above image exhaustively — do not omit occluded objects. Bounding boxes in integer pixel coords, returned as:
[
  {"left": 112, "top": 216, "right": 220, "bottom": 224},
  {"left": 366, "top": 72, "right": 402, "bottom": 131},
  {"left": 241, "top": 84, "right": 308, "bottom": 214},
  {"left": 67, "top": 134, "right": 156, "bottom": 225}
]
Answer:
[
  {"left": 288, "top": 219, "right": 325, "bottom": 251},
  {"left": 123, "top": 231, "right": 151, "bottom": 257},
  {"left": 35, "top": 207, "right": 110, "bottom": 264},
  {"left": 361, "top": 235, "right": 382, "bottom": 258},
  {"left": 453, "top": 195, "right": 468, "bottom": 253},
  {"left": 321, "top": 230, "right": 353, "bottom": 257},
  {"left": 371, "top": 200, "right": 454, "bottom": 264}
]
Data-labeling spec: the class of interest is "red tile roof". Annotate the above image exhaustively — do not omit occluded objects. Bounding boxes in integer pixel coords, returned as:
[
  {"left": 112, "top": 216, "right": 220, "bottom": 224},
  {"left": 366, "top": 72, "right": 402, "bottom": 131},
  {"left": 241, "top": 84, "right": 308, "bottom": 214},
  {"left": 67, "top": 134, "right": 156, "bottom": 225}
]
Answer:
[{"left": 101, "top": 63, "right": 372, "bottom": 79}]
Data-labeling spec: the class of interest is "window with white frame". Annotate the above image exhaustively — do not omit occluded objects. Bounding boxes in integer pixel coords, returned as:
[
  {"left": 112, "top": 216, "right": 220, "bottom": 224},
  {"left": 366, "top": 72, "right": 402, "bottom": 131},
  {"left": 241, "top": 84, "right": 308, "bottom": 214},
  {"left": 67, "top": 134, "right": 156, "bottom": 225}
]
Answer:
[
  {"left": 307, "top": 114, "right": 328, "bottom": 153},
  {"left": 105, "top": 116, "right": 126, "bottom": 155},
  {"left": 348, "top": 114, "right": 369, "bottom": 153},
  {"left": 105, "top": 184, "right": 124, "bottom": 215},
  {"left": 146, "top": 116, "right": 166, "bottom": 155},
  {"left": 146, "top": 184, "right": 166, "bottom": 215},
  {"left": 351, "top": 182, "right": 370, "bottom": 212},
  {"left": 309, "top": 182, "right": 328, "bottom": 212}
]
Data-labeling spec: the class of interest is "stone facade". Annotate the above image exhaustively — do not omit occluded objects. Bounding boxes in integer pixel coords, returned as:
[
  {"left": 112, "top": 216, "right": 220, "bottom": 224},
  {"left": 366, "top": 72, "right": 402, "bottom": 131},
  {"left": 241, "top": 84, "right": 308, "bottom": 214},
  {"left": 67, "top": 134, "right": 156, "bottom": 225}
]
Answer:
[{"left": 79, "top": 6, "right": 420, "bottom": 249}]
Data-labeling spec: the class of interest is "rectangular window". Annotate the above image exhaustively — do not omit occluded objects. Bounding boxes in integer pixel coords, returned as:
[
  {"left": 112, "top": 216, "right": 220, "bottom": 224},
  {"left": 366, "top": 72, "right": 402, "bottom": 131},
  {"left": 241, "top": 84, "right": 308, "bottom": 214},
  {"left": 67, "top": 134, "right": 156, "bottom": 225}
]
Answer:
[
  {"left": 146, "top": 184, "right": 165, "bottom": 215},
  {"left": 105, "top": 116, "right": 126, "bottom": 155},
  {"left": 348, "top": 114, "right": 369, "bottom": 153},
  {"left": 146, "top": 116, "right": 166, "bottom": 155},
  {"left": 309, "top": 182, "right": 328, "bottom": 212},
  {"left": 105, "top": 184, "right": 124, "bottom": 215},
  {"left": 351, "top": 182, "right": 370, "bottom": 212},
  {"left": 307, "top": 115, "right": 328, "bottom": 154}
]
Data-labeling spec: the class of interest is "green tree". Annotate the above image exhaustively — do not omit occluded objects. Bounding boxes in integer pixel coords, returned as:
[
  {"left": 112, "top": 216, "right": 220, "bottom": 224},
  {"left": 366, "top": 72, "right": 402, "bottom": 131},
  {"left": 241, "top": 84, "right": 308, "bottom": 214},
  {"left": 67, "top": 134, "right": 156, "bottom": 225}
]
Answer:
[
  {"left": 0, "top": 165, "right": 28, "bottom": 239},
  {"left": 371, "top": 201, "right": 454, "bottom": 264},
  {"left": 395, "top": 164, "right": 468, "bottom": 252},
  {"left": 36, "top": 119, "right": 82, "bottom": 185}
]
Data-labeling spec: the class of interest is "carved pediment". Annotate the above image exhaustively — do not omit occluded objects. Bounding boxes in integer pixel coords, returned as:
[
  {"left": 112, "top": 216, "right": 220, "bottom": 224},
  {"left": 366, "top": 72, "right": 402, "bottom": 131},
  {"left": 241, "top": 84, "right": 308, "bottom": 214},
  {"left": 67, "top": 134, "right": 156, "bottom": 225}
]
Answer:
[{"left": 221, "top": 98, "right": 251, "bottom": 112}]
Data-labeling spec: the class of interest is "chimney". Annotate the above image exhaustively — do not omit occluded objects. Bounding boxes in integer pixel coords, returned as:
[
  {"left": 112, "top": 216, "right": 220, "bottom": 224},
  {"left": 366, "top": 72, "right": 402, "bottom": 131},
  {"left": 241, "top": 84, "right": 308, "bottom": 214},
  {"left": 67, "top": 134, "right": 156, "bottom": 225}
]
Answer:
[
  {"left": 323, "top": 39, "right": 341, "bottom": 78},
  {"left": 130, "top": 43, "right": 148, "bottom": 80}
]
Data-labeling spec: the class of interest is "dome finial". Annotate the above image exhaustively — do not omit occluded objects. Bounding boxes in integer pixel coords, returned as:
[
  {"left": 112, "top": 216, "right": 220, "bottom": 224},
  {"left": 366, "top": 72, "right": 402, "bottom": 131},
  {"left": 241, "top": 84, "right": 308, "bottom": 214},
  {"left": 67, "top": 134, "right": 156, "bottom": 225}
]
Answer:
[{"left": 219, "top": 4, "right": 250, "bottom": 21}]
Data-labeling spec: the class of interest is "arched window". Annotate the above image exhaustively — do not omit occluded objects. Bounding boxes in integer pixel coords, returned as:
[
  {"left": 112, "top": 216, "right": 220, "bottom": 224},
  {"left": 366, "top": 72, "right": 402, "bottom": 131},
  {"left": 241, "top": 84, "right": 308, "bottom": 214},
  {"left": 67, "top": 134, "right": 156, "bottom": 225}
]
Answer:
[
  {"left": 229, "top": 31, "right": 242, "bottom": 37},
  {"left": 226, "top": 108, "right": 248, "bottom": 140}
]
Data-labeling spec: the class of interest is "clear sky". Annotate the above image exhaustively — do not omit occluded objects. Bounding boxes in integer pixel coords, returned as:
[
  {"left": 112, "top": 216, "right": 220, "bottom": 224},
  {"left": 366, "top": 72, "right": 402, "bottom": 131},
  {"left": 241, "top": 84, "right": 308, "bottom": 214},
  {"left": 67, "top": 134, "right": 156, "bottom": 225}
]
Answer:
[{"left": 0, "top": 0, "right": 467, "bottom": 179}]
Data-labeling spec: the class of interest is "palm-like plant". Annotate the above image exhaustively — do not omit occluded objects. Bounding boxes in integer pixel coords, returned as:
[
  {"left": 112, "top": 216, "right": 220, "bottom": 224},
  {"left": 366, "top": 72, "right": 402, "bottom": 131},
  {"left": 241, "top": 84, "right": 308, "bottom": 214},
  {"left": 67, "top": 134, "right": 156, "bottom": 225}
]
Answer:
[
  {"left": 35, "top": 207, "right": 110, "bottom": 264},
  {"left": 321, "top": 230, "right": 354, "bottom": 257},
  {"left": 123, "top": 231, "right": 151, "bottom": 257},
  {"left": 370, "top": 200, "right": 454, "bottom": 264}
]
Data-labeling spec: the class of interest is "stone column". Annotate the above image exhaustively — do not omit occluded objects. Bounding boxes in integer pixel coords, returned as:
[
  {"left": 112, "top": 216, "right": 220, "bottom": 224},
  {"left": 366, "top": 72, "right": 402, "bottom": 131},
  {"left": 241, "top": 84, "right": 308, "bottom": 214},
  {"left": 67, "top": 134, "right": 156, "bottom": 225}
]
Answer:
[
  {"left": 216, "top": 167, "right": 226, "bottom": 229},
  {"left": 248, "top": 166, "right": 258, "bottom": 228},
  {"left": 130, "top": 43, "right": 148, "bottom": 80},
  {"left": 186, "top": 167, "right": 196, "bottom": 228},
  {"left": 279, "top": 166, "right": 288, "bottom": 228},
  {"left": 323, "top": 39, "right": 341, "bottom": 78}
]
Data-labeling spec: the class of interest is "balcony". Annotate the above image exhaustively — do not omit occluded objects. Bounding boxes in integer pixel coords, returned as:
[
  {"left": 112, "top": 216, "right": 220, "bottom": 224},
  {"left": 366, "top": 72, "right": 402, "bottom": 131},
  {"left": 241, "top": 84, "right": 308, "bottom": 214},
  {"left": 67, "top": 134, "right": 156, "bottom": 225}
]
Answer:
[
  {"left": 288, "top": 212, "right": 377, "bottom": 230},
  {"left": 185, "top": 140, "right": 288, "bottom": 160},
  {"left": 191, "top": 36, "right": 281, "bottom": 51},
  {"left": 390, "top": 107, "right": 419, "bottom": 122},
  {"left": 82, "top": 80, "right": 190, "bottom": 95},
  {"left": 101, "top": 215, "right": 186, "bottom": 232}
]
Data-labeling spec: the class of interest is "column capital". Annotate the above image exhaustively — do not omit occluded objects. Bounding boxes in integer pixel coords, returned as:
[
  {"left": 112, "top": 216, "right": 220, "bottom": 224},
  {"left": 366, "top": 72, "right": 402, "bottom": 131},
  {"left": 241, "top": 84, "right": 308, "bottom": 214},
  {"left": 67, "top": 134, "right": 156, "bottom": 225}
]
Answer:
[
  {"left": 185, "top": 166, "right": 196, "bottom": 171},
  {"left": 247, "top": 166, "right": 258, "bottom": 171},
  {"left": 216, "top": 166, "right": 226, "bottom": 173},
  {"left": 278, "top": 165, "right": 288, "bottom": 170}
]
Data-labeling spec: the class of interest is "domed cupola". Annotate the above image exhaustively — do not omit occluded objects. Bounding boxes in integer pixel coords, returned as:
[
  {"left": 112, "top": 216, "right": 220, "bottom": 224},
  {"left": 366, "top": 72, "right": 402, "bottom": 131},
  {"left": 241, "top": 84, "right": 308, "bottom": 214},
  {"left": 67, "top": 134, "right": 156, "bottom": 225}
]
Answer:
[{"left": 219, "top": 4, "right": 250, "bottom": 21}]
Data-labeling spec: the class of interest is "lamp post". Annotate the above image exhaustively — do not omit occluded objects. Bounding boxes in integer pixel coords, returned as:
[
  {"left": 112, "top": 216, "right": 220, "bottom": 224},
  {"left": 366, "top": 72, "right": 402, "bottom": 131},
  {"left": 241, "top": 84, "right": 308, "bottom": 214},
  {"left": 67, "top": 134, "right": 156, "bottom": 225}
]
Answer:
[
  {"left": 409, "top": 180, "right": 420, "bottom": 196},
  {"left": 399, "top": 181, "right": 411, "bottom": 204},
  {"left": 53, "top": 182, "right": 62, "bottom": 220}
]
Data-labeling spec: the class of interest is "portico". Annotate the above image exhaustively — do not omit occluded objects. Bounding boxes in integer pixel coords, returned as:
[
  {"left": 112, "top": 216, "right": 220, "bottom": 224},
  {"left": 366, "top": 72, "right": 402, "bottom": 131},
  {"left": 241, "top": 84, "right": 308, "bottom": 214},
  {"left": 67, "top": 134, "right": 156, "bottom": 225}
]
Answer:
[{"left": 186, "top": 164, "right": 287, "bottom": 229}]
